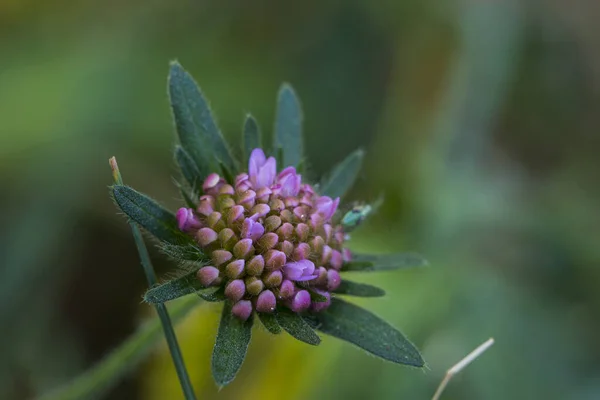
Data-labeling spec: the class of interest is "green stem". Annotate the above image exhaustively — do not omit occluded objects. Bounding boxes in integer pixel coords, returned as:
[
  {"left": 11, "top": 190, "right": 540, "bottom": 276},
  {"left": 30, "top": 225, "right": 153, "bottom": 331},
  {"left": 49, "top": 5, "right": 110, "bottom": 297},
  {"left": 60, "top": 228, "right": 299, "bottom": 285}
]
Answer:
[
  {"left": 109, "top": 157, "right": 197, "bottom": 400},
  {"left": 38, "top": 296, "right": 199, "bottom": 400}
]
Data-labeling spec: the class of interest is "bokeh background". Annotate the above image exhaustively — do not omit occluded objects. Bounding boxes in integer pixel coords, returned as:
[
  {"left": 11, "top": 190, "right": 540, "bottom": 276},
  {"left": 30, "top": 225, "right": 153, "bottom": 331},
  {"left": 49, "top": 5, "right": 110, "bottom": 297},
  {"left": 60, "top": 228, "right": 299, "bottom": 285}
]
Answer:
[{"left": 2, "top": 1, "right": 600, "bottom": 399}]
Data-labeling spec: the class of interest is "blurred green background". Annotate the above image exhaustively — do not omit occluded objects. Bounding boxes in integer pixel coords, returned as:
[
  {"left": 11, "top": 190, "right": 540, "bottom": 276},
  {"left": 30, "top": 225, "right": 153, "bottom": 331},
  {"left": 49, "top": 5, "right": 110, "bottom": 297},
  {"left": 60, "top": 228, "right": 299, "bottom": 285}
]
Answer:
[{"left": 2, "top": 1, "right": 600, "bottom": 399}]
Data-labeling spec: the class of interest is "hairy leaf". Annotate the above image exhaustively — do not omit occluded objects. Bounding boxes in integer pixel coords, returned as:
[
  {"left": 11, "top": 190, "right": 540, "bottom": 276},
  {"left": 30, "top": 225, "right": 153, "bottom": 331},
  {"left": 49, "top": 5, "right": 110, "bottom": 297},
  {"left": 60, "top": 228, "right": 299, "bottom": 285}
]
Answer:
[
  {"left": 144, "top": 270, "right": 204, "bottom": 303},
  {"left": 320, "top": 148, "right": 364, "bottom": 199},
  {"left": 311, "top": 298, "right": 424, "bottom": 367},
  {"left": 168, "top": 61, "right": 236, "bottom": 174},
  {"left": 335, "top": 280, "right": 385, "bottom": 297},
  {"left": 243, "top": 114, "right": 262, "bottom": 164},
  {"left": 342, "top": 252, "right": 428, "bottom": 272},
  {"left": 198, "top": 287, "right": 226, "bottom": 302},
  {"left": 112, "top": 185, "right": 192, "bottom": 245},
  {"left": 211, "top": 302, "right": 253, "bottom": 387},
  {"left": 175, "top": 145, "right": 205, "bottom": 193},
  {"left": 276, "top": 308, "right": 320, "bottom": 346},
  {"left": 274, "top": 83, "right": 303, "bottom": 168},
  {"left": 160, "top": 243, "right": 207, "bottom": 264},
  {"left": 257, "top": 312, "right": 281, "bottom": 334}
]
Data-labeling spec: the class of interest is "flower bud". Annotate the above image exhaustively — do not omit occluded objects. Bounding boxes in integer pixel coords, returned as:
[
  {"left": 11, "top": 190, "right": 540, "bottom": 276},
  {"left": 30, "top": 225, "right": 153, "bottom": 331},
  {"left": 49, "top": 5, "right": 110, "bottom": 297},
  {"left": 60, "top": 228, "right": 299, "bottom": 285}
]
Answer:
[
  {"left": 330, "top": 249, "right": 343, "bottom": 270},
  {"left": 196, "top": 227, "right": 218, "bottom": 247},
  {"left": 246, "top": 255, "right": 265, "bottom": 276},
  {"left": 196, "top": 266, "right": 220, "bottom": 287},
  {"left": 207, "top": 212, "right": 222, "bottom": 229},
  {"left": 245, "top": 276, "right": 264, "bottom": 296},
  {"left": 310, "top": 236, "right": 325, "bottom": 253},
  {"left": 263, "top": 270, "right": 282, "bottom": 288},
  {"left": 225, "top": 279, "right": 245, "bottom": 302},
  {"left": 310, "top": 290, "right": 331, "bottom": 312},
  {"left": 203, "top": 173, "right": 221, "bottom": 192},
  {"left": 279, "top": 280, "right": 295, "bottom": 299},
  {"left": 232, "top": 300, "right": 253, "bottom": 321},
  {"left": 218, "top": 228, "right": 236, "bottom": 247},
  {"left": 212, "top": 250, "right": 233, "bottom": 266},
  {"left": 327, "top": 269, "right": 341, "bottom": 291},
  {"left": 293, "top": 242, "right": 311, "bottom": 260},
  {"left": 237, "top": 189, "right": 256, "bottom": 206},
  {"left": 225, "top": 259, "right": 245, "bottom": 279},
  {"left": 196, "top": 195, "right": 215, "bottom": 216},
  {"left": 251, "top": 203, "right": 270, "bottom": 218},
  {"left": 268, "top": 198, "right": 285, "bottom": 212},
  {"left": 218, "top": 195, "right": 236, "bottom": 210},
  {"left": 176, "top": 208, "right": 202, "bottom": 232},
  {"left": 276, "top": 222, "right": 294, "bottom": 241},
  {"left": 290, "top": 290, "right": 311, "bottom": 312},
  {"left": 292, "top": 206, "right": 309, "bottom": 221},
  {"left": 342, "top": 248, "right": 352, "bottom": 262},
  {"left": 264, "top": 215, "right": 282, "bottom": 232},
  {"left": 227, "top": 205, "right": 245, "bottom": 225},
  {"left": 280, "top": 209, "right": 293, "bottom": 223},
  {"left": 264, "top": 250, "right": 286, "bottom": 270},
  {"left": 295, "top": 223, "right": 310, "bottom": 242},
  {"left": 313, "top": 266, "right": 328, "bottom": 286},
  {"left": 278, "top": 240, "right": 294, "bottom": 257},
  {"left": 284, "top": 197, "right": 300, "bottom": 208},
  {"left": 257, "top": 232, "right": 279, "bottom": 250},
  {"left": 322, "top": 224, "right": 333, "bottom": 243},
  {"left": 321, "top": 245, "right": 333, "bottom": 265},
  {"left": 256, "top": 290, "right": 276, "bottom": 313},
  {"left": 241, "top": 218, "right": 265, "bottom": 241},
  {"left": 233, "top": 238, "right": 254, "bottom": 259},
  {"left": 255, "top": 186, "right": 272, "bottom": 203}
]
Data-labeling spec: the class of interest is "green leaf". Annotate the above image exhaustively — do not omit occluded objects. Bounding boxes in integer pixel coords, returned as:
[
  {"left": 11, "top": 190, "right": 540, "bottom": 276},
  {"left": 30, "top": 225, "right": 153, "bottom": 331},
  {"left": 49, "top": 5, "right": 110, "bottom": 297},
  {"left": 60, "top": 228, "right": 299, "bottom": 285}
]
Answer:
[
  {"left": 243, "top": 114, "right": 262, "bottom": 164},
  {"left": 211, "top": 302, "right": 253, "bottom": 387},
  {"left": 257, "top": 312, "right": 281, "bottom": 334},
  {"left": 274, "top": 83, "right": 303, "bottom": 168},
  {"left": 160, "top": 243, "right": 206, "bottom": 264},
  {"left": 198, "top": 286, "right": 226, "bottom": 302},
  {"left": 320, "top": 148, "right": 364, "bottom": 199},
  {"left": 38, "top": 296, "right": 199, "bottom": 400},
  {"left": 144, "top": 270, "right": 204, "bottom": 303},
  {"left": 168, "top": 61, "right": 236, "bottom": 174},
  {"left": 312, "top": 298, "right": 424, "bottom": 367},
  {"left": 342, "top": 252, "right": 428, "bottom": 272},
  {"left": 275, "top": 308, "right": 320, "bottom": 346},
  {"left": 112, "top": 185, "right": 193, "bottom": 245},
  {"left": 175, "top": 145, "right": 205, "bottom": 193},
  {"left": 335, "top": 280, "right": 385, "bottom": 297}
]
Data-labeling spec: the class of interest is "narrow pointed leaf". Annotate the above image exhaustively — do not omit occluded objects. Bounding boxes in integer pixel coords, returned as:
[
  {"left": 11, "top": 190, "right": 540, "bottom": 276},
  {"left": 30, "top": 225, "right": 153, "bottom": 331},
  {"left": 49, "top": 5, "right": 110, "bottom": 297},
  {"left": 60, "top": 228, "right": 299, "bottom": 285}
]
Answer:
[
  {"left": 175, "top": 145, "right": 205, "bottom": 192},
  {"left": 243, "top": 114, "right": 262, "bottom": 163},
  {"left": 211, "top": 302, "right": 253, "bottom": 387},
  {"left": 335, "top": 280, "right": 385, "bottom": 297},
  {"left": 258, "top": 312, "right": 281, "bottom": 334},
  {"left": 312, "top": 298, "right": 424, "bottom": 367},
  {"left": 112, "top": 185, "right": 193, "bottom": 245},
  {"left": 144, "top": 270, "right": 204, "bottom": 303},
  {"left": 274, "top": 83, "right": 303, "bottom": 168},
  {"left": 160, "top": 243, "right": 207, "bottom": 264},
  {"left": 198, "top": 286, "right": 226, "bottom": 302},
  {"left": 342, "top": 253, "right": 428, "bottom": 272},
  {"left": 320, "top": 149, "right": 364, "bottom": 199},
  {"left": 39, "top": 296, "right": 199, "bottom": 400},
  {"left": 275, "top": 308, "right": 320, "bottom": 346},
  {"left": 168, "top": 61, "right": 236, "bottom": 174},
  {"left": 178, "top": 185, "right": 196, "bottom": 209}
]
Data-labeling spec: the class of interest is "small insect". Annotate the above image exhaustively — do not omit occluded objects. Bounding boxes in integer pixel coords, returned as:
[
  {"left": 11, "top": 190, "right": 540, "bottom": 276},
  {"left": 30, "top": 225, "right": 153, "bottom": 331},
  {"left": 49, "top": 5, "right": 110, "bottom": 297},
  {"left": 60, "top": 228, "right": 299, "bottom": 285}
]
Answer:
[{"left": 341, "top": 197, "right": 383, "bottom": 232}]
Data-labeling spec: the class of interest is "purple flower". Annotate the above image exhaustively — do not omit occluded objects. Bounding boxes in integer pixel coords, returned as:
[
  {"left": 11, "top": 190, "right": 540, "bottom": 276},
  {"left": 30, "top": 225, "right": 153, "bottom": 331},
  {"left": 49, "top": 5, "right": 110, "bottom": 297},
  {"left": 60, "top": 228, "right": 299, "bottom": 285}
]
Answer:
[
  {"left": 277, "top": 166, "right": 302, "bottom": 197},
  {"left": 241, "top": 216, "right": 265, "bottom": 241},
  {"left": 248, "top": 148, "right": 276, "bottom": 189},
  {"left": 176, "top": 208, "right": 202, "bottom": 232},
  {"left": 283, "top": 259, "right": 318, "bottom": 281},
  {"left": 315, "top": 196, "right": 340, "bottom": 220}
]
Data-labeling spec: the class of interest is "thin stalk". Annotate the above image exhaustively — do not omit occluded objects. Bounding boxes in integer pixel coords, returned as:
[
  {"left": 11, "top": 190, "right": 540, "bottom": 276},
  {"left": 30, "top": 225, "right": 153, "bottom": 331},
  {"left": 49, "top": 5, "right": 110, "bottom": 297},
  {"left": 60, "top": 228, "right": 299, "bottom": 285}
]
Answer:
[{"left": 109, "top": 157, "right": 197, "bottom": 400}]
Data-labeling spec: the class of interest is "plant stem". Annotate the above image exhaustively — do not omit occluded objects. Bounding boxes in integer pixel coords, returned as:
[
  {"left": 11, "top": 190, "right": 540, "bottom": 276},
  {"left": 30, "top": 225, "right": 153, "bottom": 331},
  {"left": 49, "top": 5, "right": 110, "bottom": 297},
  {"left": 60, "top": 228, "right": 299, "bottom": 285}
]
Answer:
[{"left": 109, "top": 157, "right": 197, "bottom": 400}]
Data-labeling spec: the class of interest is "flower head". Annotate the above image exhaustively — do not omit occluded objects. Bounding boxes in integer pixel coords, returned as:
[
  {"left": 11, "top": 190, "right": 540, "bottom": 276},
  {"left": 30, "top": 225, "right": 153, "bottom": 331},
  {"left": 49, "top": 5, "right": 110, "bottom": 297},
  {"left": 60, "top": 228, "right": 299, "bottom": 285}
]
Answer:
[{"left": 176, "top": 148, "right": 350, "bottom": 320}]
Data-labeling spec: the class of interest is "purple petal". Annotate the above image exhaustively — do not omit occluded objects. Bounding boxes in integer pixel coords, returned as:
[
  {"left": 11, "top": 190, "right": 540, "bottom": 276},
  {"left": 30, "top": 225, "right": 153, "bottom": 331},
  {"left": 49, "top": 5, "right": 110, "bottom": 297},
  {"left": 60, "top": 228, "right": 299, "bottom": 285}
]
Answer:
[
  {"left": 248, "top": 148, "right": 266, "bottom": 180},
  {"left": 283, "top": 262, "right": 303, "bottom": 280}
]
